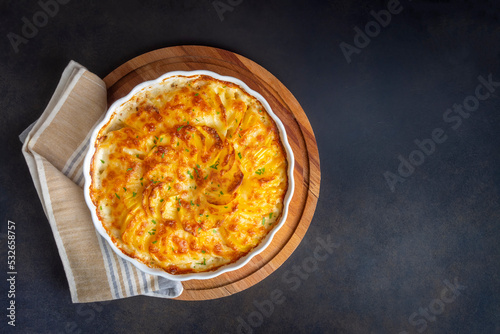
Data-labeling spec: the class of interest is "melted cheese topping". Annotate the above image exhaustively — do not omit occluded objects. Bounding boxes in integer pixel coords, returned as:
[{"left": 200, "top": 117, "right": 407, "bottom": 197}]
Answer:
[{"left": 90, "top": 75, "right": 288, "bottom": 274}]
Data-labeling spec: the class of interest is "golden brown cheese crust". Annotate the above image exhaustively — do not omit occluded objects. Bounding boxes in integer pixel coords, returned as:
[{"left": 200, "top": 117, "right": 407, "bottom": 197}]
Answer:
[{"left": 90, "top": 75, "right": 288, "bottom": 274}]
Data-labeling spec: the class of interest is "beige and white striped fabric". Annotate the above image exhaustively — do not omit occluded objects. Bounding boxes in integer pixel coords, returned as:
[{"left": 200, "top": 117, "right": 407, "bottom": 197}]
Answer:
[{"left": 20, "top": 61, "right": 183, "bottom": 303}]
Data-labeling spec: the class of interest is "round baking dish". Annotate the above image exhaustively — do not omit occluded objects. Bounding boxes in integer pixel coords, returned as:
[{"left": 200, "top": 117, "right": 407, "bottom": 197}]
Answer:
[{"left": 83, "top": 70, "right": 294, "bottom": 281}]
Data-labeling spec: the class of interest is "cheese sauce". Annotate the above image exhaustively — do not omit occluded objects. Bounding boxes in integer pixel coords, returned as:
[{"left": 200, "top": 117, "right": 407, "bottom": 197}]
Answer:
[{"left": 90, "top": 75, "right": 288, "bottom": 274}]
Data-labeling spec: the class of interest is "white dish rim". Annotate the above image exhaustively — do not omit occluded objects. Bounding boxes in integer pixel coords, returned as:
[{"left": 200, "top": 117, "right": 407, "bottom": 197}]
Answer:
[{"left": 82, "top": 70, "right": 295, "bottom": 281}]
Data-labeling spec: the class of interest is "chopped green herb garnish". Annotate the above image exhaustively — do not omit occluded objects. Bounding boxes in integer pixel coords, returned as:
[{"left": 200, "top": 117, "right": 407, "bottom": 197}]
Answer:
[
  {"left": 152, "top": 240, "right": 157, "bottom": 244},
  {"left": 177, "top": 125, "right": 184, "bottom": 132},
  {"left": 195, "top": 93, "right": 199, "bottom": 96},
  {"left": 238, "top": 152, "right": 242, "bottom": 159},
  {"left": 196, "top": 258, "right": 206, "bottom": 265},
  {"left": 162, "top": 153, "right": 165, "bottom": 159},
  {"left": 167, "top": 186, "right": 171, "bottom": 190},
  {"left": 160, "top": 199, "right": 164, "bottom": 202},
  {"left": 201, "top": 250, "right": 206, "bottom": 253},
  {"left": 115, "top": 193, "right": 120, "bottom": 199},
  {"left": 100, "top": 206, "right": 102, "bottom": 210},
  {"left": 123, "top": 187, "right": 127, "bottom": 191},
  {"left": 209, "top": 160, "right": 219, "bottom": 169},
  {"left": 100, "top": 160, "right": 105, "bottom": 164},
  {"left": 187, "top": 170, "right": 193, "bottom": 179},
  {"left": 256, "top": 168, "right": 265, "bottom": 175},
  {"left": 269, "top": 213, "right": 273, "bottom": 219},
  {"left": 190, "top": 200, "right": 195, "bottom": 206},
  {"left": 152, "top": 219, "right": 156, "bottom": 224},
  {"left": 185, "top": 148, "right": 189, "bottom": 152},
  {"left": 262, "top": 217, "right": 266, "bottom": 225},
  {"left": 136, "top": 154, "right": 140, "bottom": 158},
  {"left": 133, "top": 192, "right": 137, "bottom": 197}
]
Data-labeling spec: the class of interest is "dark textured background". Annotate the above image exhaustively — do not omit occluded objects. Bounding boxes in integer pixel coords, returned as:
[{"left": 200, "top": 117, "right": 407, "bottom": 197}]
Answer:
[{"left": 1, "top": 0, "right": 500, "bottom": 333}]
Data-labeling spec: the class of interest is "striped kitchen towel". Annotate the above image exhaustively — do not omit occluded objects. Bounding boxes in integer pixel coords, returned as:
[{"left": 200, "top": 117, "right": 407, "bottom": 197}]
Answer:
[{"left": 20, "top": 61, "right": 183, "bottom": 303}]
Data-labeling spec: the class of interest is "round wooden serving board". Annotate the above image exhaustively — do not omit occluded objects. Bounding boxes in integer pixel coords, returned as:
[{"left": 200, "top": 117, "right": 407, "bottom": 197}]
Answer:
[{"left": 103, "top": 46, "right": 320, "bottom": 301}]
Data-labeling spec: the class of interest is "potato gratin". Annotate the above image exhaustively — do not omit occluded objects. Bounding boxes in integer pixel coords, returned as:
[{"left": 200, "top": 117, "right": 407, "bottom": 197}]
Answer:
[{"left": 90, "top": 74, "right": 289, "bottom": 274}]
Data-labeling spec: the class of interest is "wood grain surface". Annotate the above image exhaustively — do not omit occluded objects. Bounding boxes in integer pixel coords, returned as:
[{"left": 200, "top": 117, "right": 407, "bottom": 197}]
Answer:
[{"left": 102, "top": 45, "right": 320, "bottom": 301}]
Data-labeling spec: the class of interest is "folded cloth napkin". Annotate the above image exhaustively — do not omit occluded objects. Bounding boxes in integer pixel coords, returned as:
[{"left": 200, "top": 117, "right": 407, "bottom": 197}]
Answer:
[{"left": 20, "top": 61, "right": 183, "bottom": 303}]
